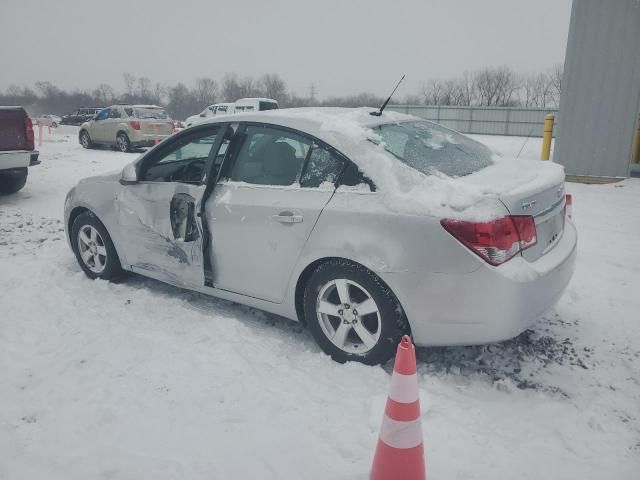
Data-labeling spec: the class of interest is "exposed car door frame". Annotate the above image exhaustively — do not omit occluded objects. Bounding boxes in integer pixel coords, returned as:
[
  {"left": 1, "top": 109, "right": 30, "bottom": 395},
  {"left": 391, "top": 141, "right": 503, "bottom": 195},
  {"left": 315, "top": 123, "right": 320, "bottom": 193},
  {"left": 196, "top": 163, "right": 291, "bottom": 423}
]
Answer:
[
  {"left": 135, "top": 121, "right": 240, "bottom": 285},
  {"left": 114, "top": 121, "right": 235, "bottom": 288}
]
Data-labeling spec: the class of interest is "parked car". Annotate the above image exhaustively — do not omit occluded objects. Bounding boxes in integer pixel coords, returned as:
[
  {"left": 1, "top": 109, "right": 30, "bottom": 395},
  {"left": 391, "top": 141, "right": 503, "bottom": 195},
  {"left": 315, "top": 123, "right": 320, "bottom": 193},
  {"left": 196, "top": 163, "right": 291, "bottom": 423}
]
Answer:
[
  {"left": 185, "top": 103, "right": 235, "bottom": 127},
  {"left": 64, "top": 108, "right": 577, "bottom": 365},
  {"left": 79, "top": 105, "right": 174, "bottom": 152},
  {"left": 0, "top": 106, "right": 39, "bottom": 194},
  {"left": 184, "top": 98, "right": 278, "bottom": 127},
  {"left": 60, "top": 107, "right": 104, "bottom": 126},
  {"left": 34, "top": 114, "right": 62, "bottom": 128}
]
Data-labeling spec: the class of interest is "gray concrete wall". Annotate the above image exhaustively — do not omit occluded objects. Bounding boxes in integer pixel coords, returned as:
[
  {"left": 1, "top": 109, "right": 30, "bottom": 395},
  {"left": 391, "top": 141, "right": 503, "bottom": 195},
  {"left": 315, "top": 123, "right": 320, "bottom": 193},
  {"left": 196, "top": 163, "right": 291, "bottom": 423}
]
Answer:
[{"left": 554, "top": 0, "right": 640, "bottom": 178}]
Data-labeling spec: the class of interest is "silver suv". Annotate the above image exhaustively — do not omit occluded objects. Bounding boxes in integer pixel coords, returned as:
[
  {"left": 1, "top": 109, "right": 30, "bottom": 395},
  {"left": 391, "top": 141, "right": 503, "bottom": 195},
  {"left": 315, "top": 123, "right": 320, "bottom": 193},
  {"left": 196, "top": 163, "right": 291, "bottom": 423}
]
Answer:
[{"left": 79, "top": 105, "right": 174, "bottom": 152}]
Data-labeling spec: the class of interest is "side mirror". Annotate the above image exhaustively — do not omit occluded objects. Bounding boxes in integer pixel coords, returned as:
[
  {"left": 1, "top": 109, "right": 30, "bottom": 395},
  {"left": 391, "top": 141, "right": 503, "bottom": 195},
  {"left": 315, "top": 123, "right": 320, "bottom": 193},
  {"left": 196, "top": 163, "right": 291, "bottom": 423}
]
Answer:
[{"left": 120, "top": 162, "right": 138, "bottom": 185}]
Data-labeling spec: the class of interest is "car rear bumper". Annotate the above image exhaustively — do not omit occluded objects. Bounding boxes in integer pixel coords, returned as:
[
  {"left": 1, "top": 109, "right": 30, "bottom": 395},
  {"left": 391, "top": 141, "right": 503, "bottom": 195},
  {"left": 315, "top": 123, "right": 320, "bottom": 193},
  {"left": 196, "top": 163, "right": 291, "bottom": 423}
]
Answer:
[
  {"left": 379, "top": 220, "right": 578, "bottom": 347},
  {"left": 129, "top": 133, "right": 171, "bottom": 147},
  {"left": 0, "top": 150, "right": 32, "bottom": 170}
]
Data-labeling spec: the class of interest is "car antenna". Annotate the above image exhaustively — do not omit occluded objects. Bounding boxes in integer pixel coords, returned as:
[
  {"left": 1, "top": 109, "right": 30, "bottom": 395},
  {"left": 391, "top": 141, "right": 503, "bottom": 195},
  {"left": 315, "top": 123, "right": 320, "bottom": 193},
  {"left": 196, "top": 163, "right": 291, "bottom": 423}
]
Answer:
[{"left": 370, "top": 74, "right": 406, "bottom": 116}]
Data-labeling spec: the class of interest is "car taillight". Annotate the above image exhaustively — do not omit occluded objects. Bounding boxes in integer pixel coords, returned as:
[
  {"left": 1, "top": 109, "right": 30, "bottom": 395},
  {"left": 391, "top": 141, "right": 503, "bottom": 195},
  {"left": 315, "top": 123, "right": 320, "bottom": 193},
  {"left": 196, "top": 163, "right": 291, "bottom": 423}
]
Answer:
[
  {"left": 565, "top": 194, "right": 573, "bottom": 219},
  {"left": 129, "top": 120, "right": 141, "bottom": 130},
  {"left": 24, "top": 117, "right": 34, "bottom": 144},
  {"left": 441, "top": 215, "right": 537, "bottom": 266}
]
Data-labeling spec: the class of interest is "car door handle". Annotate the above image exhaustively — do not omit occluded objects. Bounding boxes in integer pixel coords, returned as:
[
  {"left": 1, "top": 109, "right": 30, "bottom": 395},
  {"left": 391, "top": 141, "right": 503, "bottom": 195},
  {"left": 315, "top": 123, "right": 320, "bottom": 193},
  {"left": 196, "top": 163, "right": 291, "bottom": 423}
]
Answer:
[{"left": 272, "top": 212, "right": 303, "bottom": 224}]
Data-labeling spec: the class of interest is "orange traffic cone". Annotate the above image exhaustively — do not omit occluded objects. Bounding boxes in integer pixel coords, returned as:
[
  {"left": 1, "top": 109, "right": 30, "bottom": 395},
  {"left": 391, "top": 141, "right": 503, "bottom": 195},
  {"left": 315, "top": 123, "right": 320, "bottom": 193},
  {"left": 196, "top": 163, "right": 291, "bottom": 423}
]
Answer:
[{"left": 371, "top": 335, "right": 426, "bottom": 480}]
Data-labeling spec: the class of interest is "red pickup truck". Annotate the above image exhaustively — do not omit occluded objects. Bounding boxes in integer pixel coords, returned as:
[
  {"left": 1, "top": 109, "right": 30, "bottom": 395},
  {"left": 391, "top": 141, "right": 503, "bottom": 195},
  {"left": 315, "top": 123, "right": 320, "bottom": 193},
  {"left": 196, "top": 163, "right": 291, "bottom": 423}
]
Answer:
[{"left": 0, "top": 106, "right": 39, "bottom": 194}]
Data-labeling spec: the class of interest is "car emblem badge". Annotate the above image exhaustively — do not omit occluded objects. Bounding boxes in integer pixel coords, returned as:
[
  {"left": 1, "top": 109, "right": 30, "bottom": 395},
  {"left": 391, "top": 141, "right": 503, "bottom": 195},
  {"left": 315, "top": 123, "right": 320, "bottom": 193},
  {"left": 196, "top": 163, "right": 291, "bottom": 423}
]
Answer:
[{"left": 521, "top": 200, "right": 536, "bottom": 210}]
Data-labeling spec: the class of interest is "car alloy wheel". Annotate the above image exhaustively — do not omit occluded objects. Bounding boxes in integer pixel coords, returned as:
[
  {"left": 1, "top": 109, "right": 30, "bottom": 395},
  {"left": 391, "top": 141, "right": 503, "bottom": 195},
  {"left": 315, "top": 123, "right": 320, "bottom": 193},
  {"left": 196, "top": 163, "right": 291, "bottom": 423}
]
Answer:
[
  {"left": 77, "top": 225, "right": 107, "bottom": 273},
  {"left": 315, "top": 278, "right": 381, "bottom": 354},
  {"left": 80, "top": 131, "right": 90, "bottom": 148},
  {"left": 117, "top": 134, "right": 130, "bottom": 152}
]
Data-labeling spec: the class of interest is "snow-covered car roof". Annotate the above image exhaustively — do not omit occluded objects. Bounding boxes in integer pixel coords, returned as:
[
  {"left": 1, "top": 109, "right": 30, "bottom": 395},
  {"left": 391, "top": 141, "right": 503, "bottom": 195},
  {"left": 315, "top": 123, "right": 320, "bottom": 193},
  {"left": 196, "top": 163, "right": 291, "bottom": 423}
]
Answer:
[
  {"left": 197, "top": 107, "right": 565, "bottom": 221},
  {"left": 199, "top": 107, "right": 417, "bottom": 149}
]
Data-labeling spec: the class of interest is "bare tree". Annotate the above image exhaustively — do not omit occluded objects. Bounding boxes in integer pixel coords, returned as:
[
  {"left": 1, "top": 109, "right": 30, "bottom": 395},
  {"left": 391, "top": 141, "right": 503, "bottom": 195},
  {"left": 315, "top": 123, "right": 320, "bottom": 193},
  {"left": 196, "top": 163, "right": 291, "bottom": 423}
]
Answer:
[
  {"left": 238, "top": 76, "right": 260, "bottom": 98},
  {"left": 92, "top": 83, "right": 115, "bottom": 105},
  {"left": 137, "top": 77, "right": 152, "bottom": 101},
  {"left": 421, "top": 79, "right": 443, "bottom": 105},
  {"left": 549, "top": 63, "right": 563, "bottom": 107},
  {"left": 193, "top": 77, "right": 218, "bottom": 107},
  {"left": 152, "top": 82, "right": 165, "bottom": 105},
  {"left": 459, "top": 71, "right": 476, "bottom": 106},
  {"left": 260, "top": 73, "right": 287, "bottom": 103},
  {"left": 474, "top": 66, "right": 520, "bottom": 106},
  {"left": 123, "top": 73, "right": 136, "bottom": 98},
  {"left": 221, "top": 73, "right": 241, "bottom": 102}
]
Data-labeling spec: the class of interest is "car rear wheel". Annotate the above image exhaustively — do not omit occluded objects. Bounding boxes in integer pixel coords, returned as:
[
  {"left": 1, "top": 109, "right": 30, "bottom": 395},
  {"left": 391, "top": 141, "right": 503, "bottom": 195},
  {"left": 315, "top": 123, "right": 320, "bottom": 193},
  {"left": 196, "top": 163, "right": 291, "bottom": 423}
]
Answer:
[
  {"left": 0, "top": 168, "right": 28, "bottom": 194},
  {"left": 71, "top": 211, "right": 124, "bottom": 281},
  {"left": 116, "top": 133, "right": 130, "bottom": 153},
  {"left": 80, "top": 130, "right": 93, "bottom": 149},
  {"left": 303, "top": 259, "right": 408, "bottom": 365}
]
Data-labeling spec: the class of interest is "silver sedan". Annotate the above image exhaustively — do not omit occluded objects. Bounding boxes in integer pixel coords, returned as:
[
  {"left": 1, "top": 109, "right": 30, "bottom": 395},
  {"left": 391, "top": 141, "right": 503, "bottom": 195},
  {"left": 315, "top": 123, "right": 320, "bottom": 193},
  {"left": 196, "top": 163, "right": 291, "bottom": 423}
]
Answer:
[{"left": 64, "top": 108, "right": 577, "bottom": 365}]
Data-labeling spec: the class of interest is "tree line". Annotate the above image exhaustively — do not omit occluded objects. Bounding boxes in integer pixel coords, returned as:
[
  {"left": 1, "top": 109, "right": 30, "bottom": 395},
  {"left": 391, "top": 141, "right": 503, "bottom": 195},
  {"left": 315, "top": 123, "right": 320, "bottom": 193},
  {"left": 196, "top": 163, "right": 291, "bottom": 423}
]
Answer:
[{"left": 0, "top": 65, "right": 562, "bottom": 120}]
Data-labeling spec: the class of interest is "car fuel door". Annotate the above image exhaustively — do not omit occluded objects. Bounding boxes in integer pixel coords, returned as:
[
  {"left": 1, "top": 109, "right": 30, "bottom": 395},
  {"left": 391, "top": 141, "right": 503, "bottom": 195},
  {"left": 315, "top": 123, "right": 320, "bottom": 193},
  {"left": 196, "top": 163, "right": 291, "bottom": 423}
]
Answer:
[{"left": 114, "top": 125, "right": 228, "bottom": 289}]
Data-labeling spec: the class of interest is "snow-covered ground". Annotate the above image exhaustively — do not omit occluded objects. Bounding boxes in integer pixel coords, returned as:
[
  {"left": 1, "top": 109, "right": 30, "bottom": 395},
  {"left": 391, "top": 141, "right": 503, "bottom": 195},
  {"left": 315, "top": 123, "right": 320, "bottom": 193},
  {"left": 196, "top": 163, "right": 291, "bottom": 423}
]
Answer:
[{"left": 1, "top": 127, "right": 638, "bottom": 479}]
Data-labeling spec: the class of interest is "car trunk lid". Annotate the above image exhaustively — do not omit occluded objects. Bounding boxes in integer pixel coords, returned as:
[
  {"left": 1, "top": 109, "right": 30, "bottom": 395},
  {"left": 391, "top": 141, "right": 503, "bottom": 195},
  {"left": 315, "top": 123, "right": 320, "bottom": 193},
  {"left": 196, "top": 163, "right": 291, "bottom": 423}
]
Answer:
[
  {"left": 498, "top": 181, "right": 566, "bottom": 261},
  {"left": 132, "top": 107, "right": 173, "bottom": 136},
  {"left": 456, "top": 157, "right": 567, "bottom": 263},
  {"left": 140, "top": 119, "right": 174, "bottom": 136}
]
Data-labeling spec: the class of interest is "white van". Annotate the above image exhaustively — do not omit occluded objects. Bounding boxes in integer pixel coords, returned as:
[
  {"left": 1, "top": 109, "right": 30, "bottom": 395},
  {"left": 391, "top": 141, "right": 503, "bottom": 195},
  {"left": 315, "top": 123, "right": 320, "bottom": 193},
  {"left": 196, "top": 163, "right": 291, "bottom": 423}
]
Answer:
[
  {"left": 185, "top": 98, "right": 279, "bottom": 127},
  {"left": 233, "top": 97, "right": 279, "bottom": 113},
  {"left": 185, "top": 103, "right": 235, "bottom": 127}
]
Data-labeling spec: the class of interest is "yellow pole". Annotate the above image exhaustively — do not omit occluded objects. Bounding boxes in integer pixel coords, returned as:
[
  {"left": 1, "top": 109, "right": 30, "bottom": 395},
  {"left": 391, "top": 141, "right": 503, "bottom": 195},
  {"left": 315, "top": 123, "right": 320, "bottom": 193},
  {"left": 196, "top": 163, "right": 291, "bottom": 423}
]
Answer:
[
  {"left": 541, "top": 114, "right": 554, "bottom": 160},
  {"left": 631, "top": 115, "right": 640, "bottom": 164}
]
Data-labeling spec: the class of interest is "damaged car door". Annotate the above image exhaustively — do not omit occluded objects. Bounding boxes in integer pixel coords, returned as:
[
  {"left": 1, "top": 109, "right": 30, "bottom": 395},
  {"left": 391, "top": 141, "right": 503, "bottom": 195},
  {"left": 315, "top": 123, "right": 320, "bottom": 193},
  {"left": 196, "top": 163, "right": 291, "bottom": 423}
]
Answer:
[{"left": 114, "top": 125, "right": 227, "bottom": 288}]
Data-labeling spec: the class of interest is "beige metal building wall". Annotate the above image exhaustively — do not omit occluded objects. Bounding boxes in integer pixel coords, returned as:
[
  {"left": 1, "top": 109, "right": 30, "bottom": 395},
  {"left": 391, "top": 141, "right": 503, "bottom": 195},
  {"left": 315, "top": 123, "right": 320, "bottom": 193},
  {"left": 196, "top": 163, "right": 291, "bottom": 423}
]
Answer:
[{"left": 554, "top": 0, "right": 640, "bottom": 178}]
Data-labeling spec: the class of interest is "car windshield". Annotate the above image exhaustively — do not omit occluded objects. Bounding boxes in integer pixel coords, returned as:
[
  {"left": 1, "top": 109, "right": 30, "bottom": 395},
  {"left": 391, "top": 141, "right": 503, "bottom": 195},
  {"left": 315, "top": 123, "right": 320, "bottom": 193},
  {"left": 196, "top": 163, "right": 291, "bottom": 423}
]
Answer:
[
  {"left": 372, "top": 121, "right": 493, "bottom": 177},
  {"left": 133, "top": 108, "right": 169, "bottom": 119}
]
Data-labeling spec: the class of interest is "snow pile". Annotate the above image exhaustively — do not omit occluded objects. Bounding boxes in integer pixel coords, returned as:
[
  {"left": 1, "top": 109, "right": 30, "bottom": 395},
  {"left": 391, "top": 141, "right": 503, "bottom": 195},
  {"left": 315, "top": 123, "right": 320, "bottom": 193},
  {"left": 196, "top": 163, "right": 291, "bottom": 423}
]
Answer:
[{"left": 278, "top": 108, "right": 565, "bottom": 220}]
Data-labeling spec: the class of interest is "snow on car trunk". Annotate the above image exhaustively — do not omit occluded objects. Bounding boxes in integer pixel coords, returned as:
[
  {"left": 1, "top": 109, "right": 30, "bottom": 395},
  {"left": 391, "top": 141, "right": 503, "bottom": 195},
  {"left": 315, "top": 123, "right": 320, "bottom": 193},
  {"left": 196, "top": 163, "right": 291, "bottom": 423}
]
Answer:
[{"left": 276, "top": 108, "right": 566, "bottom": 223}]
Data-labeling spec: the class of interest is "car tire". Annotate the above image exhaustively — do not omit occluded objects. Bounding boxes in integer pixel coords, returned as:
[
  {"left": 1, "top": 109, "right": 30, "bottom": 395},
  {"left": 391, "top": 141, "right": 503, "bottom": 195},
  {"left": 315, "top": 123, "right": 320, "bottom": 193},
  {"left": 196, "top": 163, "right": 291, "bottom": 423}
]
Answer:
[
  {"left": 71, "top": 211, "right": 125, "bottom": 281},
  {"left": 303, "top": 259, "right": 408, "bottom": 365},
  {"left": 116, "top": 133, "right": 131, "bottom": 153},
  {"left": 52, "top": 122, "right": 58, "bottom": 128},
  {"left": 80, "top": 130, "right": 93, "bottom": 149},
  {"left": 0, "top": 168, "right": 28, "bottom": 194}
]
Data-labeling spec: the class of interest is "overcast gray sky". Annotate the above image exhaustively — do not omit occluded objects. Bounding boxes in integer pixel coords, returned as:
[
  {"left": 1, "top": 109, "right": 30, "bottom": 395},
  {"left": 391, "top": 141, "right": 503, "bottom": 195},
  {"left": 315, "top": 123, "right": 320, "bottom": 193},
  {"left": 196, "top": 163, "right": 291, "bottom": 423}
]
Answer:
[{"left": 0, "top": 0, "right": 572, "bottom": 99}]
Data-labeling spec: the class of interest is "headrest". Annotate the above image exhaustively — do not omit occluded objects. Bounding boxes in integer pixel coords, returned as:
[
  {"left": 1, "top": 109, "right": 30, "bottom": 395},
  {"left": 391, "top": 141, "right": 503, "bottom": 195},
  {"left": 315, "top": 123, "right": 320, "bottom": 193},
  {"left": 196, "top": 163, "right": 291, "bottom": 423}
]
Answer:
[{"left": 263, "top": 142, "right": 297, "bottom": 176}]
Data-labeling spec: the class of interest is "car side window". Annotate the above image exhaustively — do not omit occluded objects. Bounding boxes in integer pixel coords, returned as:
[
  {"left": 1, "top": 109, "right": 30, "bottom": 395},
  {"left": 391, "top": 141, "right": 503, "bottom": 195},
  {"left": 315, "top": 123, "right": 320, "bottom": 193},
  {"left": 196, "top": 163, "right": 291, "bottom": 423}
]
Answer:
[
  {"left": 109, "top": 108, "right": 121, "bottom": 119},
  {"left": 300, "top": 145, "right": 345, "bottom": 188},
  {"left": 229, "top": 125, "right": 310, "bottom": 186},
  {"left": 140, "top": 127, "right": 221, "bottom": 184},
  {"left": 95, "top": 109, "right": 109, "bottom": 121}
]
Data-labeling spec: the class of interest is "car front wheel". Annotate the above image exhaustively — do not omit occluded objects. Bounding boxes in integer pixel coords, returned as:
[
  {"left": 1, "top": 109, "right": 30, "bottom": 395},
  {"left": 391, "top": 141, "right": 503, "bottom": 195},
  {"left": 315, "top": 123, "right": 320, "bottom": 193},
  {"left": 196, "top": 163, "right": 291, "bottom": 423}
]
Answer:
[
  {"left": 71, "top": 211, "right": 124, "bottom": 281},
  {"left": 303, "top": 259, "right": 408, "bottom": 365},
  {"left": 80, "top": 130, "right": 93, "bottom": 149}
]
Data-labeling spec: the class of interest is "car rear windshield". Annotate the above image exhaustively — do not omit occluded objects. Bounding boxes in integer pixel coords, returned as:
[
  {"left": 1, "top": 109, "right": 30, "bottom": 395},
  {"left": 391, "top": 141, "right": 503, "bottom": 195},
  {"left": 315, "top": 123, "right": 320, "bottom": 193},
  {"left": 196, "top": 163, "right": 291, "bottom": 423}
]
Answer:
[
  {"left": 129, "top": 108, "right": 169, "bottom": 119},
  {"left": 372, "top": 121, "right": 493, "bottom": 177}
]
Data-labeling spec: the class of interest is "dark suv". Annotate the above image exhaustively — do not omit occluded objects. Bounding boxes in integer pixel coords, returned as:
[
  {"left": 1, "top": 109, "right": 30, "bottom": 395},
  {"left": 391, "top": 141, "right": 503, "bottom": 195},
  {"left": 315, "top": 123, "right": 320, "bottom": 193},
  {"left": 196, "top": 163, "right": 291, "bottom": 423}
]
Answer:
[{"left": 61, "top": 107, "right": 104, "bottom": 126}]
